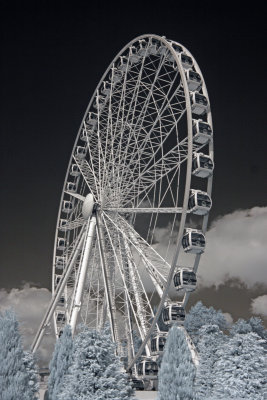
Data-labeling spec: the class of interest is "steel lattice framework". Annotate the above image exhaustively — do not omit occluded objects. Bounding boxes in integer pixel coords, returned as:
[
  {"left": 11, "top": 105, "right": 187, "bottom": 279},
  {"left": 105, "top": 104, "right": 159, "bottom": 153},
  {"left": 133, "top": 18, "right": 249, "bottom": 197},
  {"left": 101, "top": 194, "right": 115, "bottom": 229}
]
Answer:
[{"left": 32, "top": 34, "right": 214, "bottom": 375}]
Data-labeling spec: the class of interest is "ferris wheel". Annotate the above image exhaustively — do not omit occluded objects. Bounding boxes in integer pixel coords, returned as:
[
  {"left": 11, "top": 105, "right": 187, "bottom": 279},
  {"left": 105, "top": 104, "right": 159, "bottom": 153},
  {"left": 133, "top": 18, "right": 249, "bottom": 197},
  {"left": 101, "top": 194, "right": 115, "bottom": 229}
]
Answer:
[{"left": 32, "top": 34, "right": 213, "bottom": 379}]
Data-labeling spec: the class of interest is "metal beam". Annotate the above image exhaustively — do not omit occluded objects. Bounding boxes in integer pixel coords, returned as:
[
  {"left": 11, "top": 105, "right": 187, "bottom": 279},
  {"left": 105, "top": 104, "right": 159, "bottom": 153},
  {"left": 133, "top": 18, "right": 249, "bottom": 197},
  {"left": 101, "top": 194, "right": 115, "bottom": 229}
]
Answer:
[
  {"left": 69, "top": 215, "right": 96, "bottom": 334},
  {"left": 31, "top": 226, "right": 85, "bottom": 353}
]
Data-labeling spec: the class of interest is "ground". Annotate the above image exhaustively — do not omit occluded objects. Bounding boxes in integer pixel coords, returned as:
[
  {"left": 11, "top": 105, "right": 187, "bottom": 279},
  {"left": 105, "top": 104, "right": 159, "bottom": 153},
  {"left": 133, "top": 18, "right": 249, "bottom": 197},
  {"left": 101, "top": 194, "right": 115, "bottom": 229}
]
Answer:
[
  {"left": 135, "top": 391, "right": 158, "bottom": 400},
  {"left": 39, "top": 389, "right": 157, "bottom": 399}
]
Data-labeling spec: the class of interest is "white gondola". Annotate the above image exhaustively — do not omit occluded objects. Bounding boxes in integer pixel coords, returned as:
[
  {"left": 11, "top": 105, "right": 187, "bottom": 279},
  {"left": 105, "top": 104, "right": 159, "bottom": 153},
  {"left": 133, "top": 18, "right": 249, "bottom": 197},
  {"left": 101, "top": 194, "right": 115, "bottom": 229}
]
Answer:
[
  {"left": 101, "top": 81, "right": 111, "bottom": 96},
  {"left": 55, "top": 275, "right": 61, "bottom": 286},
  {"left": 58, "top": 219, "right": 68, "bottom": 231},
  {"left": 182, "top": 228, "right": 205, "bottom": 254},
  {"left": 186, "top": 70, "right": 202, "bottom": 91},
  {"left": 129, "top": 46, "right": 140, "bottom": 64},
  {"left": 75, "top": 146, "right": 87, "bottom": 159},
  {"left": 58, "top": 296, "right": 65, "bottom": 306},
  {"left": 109, "top": 67, "right": 123, "bottom": 83},
  {"left": 147, "top": 40, "right": 158, "bottom": 55},
  {"left": 192, "top": 153, "right": 214, "bottom": 178},
  {"left": 138, "top": 39, "right": 147, "bottom": 56},
  {"left": 85, "top": 112, "right": 97, "bottom": 128},
  {"left": 191, "top": 92, "right": 208, "bottom": 115},
  {"left": 137, "top": 359, "right": 158, "bottom": 379},
  {"left": 129, "top": 378, "right": 144, "bottom": 391},
  {"left": 165, "top": 43, "right": 183, "bottom": 63},
  {"left": 70, "top": 164, "right": 80, "bottom": 177},
  {"left": 158, "top": 44, "right": 168, "bottom": 57},
  {"left": 55, "top": 256, "right": 65, "bottom": 269},
  {"left": 66, "top": 182, "right": 77, "bottom": 193},
  {"left": 174, "top": 268, "right": 197, "bottom": 291},
  {"left": 93, "top": 95, "right": 107, "bottom": 111},
  {"left": 80, "top": 129, "right": 87, "bottom": 141},
  {"left": 118, "top": 56, "right": 128, "bottom": 72},
  {"left": 151, "top": 333, "right": 167, "bottom": 354},
  {"left": 162, "top": 304, "right": 185, "bottom": 325},
  {"left": 193, "top": 119, "right": 213, "bottom": 144},
  {"left": 57, "top": 238, "right": 66, "bottom": 250},
  {"left": 62, "top": 200, "right": 73, "bottom": 213},
  {"left": 56, "top": 311, "right": 66, "bottom": 323},
  {"left": 188, "top": 189, "right": 212, "bottom": 215},
  {"left": 172, "top": 43, "right": 183, "bottom": 54},
  {"left": 180, "top": 53, "right": 193, "bottom": 69}
]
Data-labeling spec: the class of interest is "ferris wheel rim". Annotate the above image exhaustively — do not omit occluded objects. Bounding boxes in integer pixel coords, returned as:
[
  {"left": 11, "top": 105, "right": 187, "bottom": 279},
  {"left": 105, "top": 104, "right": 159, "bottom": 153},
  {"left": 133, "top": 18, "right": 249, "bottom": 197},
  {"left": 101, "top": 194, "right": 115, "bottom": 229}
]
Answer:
[{"left": 51, "top": 34, "right": 214, "bottom": 372}]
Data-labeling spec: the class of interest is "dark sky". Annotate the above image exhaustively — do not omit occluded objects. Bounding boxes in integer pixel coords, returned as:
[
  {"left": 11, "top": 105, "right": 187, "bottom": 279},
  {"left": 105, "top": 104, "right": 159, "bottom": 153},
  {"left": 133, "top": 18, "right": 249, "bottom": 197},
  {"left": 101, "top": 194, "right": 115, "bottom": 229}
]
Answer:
[{"left": 0, "top": 0, "right": 266, "bottom": 291}]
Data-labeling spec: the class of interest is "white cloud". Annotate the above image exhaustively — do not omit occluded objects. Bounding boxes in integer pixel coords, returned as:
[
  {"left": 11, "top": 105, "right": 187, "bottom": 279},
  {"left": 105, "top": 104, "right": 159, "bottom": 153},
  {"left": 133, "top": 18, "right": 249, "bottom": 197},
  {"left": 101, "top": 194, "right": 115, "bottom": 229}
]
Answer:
[
  {"left": 250, "top": 294, "right": 267, "bottom": 317},
  {"left": 199, "top": 207, "right": 267, "bottom": 288},
  {"left": 0, "top": 285, "right": 55, "bottom": 366},
  {"left": 152, "top": 206, "right": 267, "bottom": 289}
]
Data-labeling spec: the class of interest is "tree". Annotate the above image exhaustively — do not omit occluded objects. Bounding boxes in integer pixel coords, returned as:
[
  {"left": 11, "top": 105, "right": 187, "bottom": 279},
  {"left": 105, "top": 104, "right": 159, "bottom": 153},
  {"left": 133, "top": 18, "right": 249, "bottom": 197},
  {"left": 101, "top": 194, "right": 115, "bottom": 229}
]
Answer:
[
  {"left": 158, "top": 325, "right": 196, "bottom": 400},
  {"left": 0, "top": 310, "right": 39, "bottom": 400},
  {"left": 59, "top": 324, "right": 135, "bottom": 400},
  {"left": 248, "top": 316, "right": 267, "bottom": 340},
  {"left": 184, "top": 301, "right": 228, "bottom": 348},
  {"left": 230, "top": 318, "right": 252, "bottom": 336},
  {"left": 211, "top": 332, "right": 266, "bottom": 399},
  {"left": 23, "top": 351, "right": 39, "bottom": 399},
  {"left": 194, "top": 324, "right": 227, "bottom": 400},
  {"left": 47, "top": 324, "right": 74, "bottom": 400}
]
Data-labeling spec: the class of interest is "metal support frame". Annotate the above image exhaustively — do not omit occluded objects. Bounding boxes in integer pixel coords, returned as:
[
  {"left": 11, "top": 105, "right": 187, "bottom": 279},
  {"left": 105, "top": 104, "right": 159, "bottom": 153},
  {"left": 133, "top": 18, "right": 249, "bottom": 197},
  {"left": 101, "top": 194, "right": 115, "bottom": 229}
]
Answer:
[
  {"left": 31, "top": 227, "right": 85, "bottom": 353},
  {"left": 95, "top": 210, "right": 119, "bottom": 348},
  {"left": 69, "top": 214, "right": 96, "bottom": 334}
]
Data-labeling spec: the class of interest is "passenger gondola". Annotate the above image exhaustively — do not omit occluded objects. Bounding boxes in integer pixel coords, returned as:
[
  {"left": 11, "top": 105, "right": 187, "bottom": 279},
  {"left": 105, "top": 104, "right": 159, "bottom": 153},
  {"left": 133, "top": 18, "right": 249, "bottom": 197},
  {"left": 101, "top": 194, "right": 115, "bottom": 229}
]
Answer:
[
  {"left": 75, "top": 146, "right": 87, "bottom": 159},
  {"left": 101, "top": 81, "right": 111, "bottom": 96},
  {"left": 182, "top": 229, "right": 205, "bottom": 254},
  {"left": 162, "top": 304, "right": 185, "bottom": 325},
  {"left": 150, "top": 334, "right": 167, "bottom": 354},
  {"left": 118, "top": 56, "right": 128, "bottom": 72},
  {"left": 191, "top": 92, "right": 208, "bottom": 115},
  {"left": 188, "top": 189, "right": 212, "bottom": 215},
  {"left": 193, "top": 119, "right": 212, "bottom": 144},
  {"left": 58, "top": 296, "right": 65, "bottom": 306},
  {"left": 70, "top": 164, "right": 80, "bottom": 177},
  {"left": 180, "top": 53, "right": 193, "bottom": 69},
  {"left": 56, "top": 312, "right": 66, "bottom": 323},
  {"left": 130, "top": 378, "right": 145, "bottom": 390},
  {"left": 57, "top": 238, "right": 66, "bottom": 250},
  {"left": 93, "top": 95, "right": 106, "bottom": 111},
  {"left": 147, "top": 40, "right": 158, "bottom": 55},
  {"left": 59, "top": 219, "right": 68, "bottom": 231},
  {"left": 138, "top": 39, "right": 148, "bottom": 56},
  {"left": 54, "top": 275, "right": 61, "bottom": 287},
  {"left": 62, "top": 200, "right": 73, "bottom": 213},
  {"left": 109, "top": 67, "right": 123, "bottom": 83},
  {"left": 66, "top": 182, "right": 77, "bottom": 193},
  {"left": 173, "top": 268, "right": 197, "bottom": 291},
  {"left": 55, "top": 256, "right": 65, "bottom": 269},
  {"left": 192, "top": 153, "right": 214, "bottom": 178},
  {"left": 129, "top": 46, "right": 140, "bottom": 64},
  {"left": 85, "top": 112, "right": 97, "bottom": 128},
  {"left": 186, "top": 70, "right": 202, "bottom": 91},
  {"left": 137, "top": 359, "right": 158, "bottom": 379}
]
